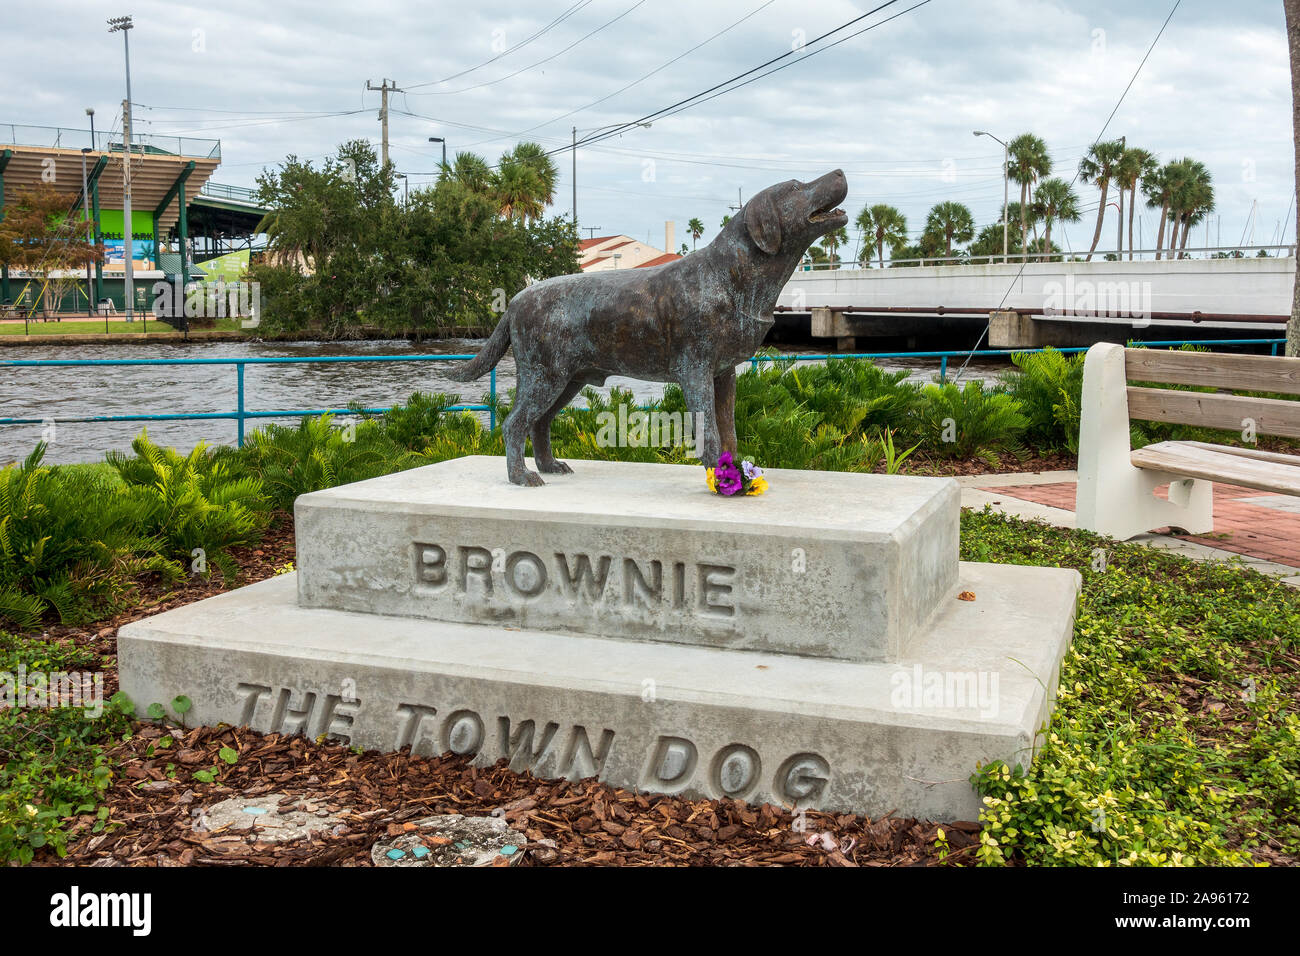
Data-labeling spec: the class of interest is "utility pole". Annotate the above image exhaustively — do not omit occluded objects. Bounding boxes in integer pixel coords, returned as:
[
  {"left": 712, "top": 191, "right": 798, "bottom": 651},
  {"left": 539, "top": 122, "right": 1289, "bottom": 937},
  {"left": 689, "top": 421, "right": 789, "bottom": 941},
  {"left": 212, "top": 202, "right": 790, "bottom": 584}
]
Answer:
[
  {"left": 109, "top": 15, "right": 135, "bottom": 322},
  {"left": 367, "top": 78, "right": 402, "bottom": 168}
]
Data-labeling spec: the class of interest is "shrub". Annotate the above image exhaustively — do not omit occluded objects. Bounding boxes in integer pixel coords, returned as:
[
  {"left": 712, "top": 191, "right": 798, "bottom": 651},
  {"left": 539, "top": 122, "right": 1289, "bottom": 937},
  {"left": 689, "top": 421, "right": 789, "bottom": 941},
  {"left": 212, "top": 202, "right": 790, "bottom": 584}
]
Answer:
[
  {"left": 916, "top": 381, "right": 1029, "bottom": 465},
  {"left": 107, "top": 433, "right": 270, "bottom": 582},
  {"left": 0, "top": 445, "right": 179, "bottom": 629},
  {"left": 1003, "top": 348, "right": 1086, "bottom": 453}
]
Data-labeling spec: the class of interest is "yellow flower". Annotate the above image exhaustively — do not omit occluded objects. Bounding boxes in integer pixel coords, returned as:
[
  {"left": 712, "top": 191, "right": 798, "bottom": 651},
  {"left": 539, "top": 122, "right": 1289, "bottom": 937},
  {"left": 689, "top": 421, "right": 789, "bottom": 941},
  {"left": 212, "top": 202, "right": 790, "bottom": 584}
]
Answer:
[
  {"left": 705, "top": 467, "right": 717, "bottom": 493},
  {"left": 747, "top": 476, "right": 768, "bottom": 496}
]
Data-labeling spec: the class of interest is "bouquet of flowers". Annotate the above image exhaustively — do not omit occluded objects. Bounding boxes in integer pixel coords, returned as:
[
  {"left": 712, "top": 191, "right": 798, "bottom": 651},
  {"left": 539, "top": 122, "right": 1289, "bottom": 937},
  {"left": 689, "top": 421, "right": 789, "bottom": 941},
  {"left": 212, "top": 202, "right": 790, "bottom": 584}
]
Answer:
[{"left": 705, "top": 451, "right": 768, "bottom": 497}]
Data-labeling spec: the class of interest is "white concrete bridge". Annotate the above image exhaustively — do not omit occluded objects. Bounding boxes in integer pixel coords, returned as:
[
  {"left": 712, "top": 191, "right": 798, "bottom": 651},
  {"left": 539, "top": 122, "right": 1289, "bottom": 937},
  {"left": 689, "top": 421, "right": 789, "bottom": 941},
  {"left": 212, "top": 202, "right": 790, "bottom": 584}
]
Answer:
[{"left": 775, "top": 256, "right": 1293, "bottom": 348}]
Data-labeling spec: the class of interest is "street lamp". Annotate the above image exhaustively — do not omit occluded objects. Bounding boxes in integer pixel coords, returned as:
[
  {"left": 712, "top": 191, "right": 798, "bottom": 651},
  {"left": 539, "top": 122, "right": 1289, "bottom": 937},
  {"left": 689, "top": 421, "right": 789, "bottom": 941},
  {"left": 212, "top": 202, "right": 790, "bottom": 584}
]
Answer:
[
  {"left": 973, "top": 130, "right": 1009, "bottom": 264},
  {"left": 428, "top": 136, "right": 446, "bottom": 171},
  {"left": 396, "top": 173, "right": 408, "bottom": 206},
  {"left": 79, "top": 148, "right": 95, "bottom": 319},
  {"left": 571, "top": 121, "right": 652, "bottom": 226},
  {"left": 85, "top": 107, "right": 96, "bottom": 150},
  {"left": 108, "top": 15, "right": 135, "bottom": 323}
]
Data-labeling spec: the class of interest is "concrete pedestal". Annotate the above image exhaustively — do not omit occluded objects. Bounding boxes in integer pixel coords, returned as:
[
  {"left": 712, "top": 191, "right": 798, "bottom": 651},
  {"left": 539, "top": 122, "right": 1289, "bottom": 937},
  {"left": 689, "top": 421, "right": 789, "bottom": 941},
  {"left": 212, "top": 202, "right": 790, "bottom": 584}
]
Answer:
[{"left": 118, "top": 456, "right": 1080, "bottom": 820}]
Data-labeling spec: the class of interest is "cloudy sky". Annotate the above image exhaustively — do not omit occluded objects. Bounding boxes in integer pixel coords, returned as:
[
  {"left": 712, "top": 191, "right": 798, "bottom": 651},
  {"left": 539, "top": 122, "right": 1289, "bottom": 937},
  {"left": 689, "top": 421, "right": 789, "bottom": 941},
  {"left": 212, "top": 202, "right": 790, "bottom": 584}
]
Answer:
[{"left": 5, "top": 0, "right": 1293, "bottom": 257}]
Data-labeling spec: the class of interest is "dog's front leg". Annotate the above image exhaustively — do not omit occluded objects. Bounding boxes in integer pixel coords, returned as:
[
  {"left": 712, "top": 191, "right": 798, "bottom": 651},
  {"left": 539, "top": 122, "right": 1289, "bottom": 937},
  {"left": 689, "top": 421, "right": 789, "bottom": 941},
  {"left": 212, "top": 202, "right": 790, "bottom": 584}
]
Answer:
[
  {"left": 713, "top": 366, "right": 737, "bottom": 457},
  {"left": 678, "top": 364, "right": 720, "bottom": 467}
]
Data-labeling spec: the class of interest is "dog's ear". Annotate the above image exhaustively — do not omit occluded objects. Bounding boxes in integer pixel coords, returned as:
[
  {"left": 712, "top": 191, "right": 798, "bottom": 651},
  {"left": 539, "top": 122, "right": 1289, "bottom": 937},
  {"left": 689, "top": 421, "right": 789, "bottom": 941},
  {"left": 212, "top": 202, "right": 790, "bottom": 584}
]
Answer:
[{"left": 744, "top": 192, "right": 781, "bottom": 255}]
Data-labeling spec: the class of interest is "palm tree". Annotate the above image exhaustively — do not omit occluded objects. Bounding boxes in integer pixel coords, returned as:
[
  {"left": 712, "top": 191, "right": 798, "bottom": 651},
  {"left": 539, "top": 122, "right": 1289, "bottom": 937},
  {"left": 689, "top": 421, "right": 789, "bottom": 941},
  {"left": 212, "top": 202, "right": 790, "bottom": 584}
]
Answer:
[
  {"left": 924, "top": 201, "right": 975, "bottom": 257},
  {"left": 507, "top": 142, "right": 558, "bottom": 210},
  {"left": 1078, "top": 139, "right": 1126, "bottom": 261},
  {"left": 1116, "top": 147, "right": 1157, "bottom": 260},
  {"left": 1172, "top": 160, "right": 1213, "bottom": 258},
  {"left": 720, "top": 214, "right": 731, "bottom": 228},
  {"left": 493, "top": 159, "right": 542, "bottom": 221},
  {"left": 854, "top": 203, "right": 908, "bottom": 267},
  {"left": 819, "top": 226, "right": 849, "bottom": 266},
  {"left": 1031, "top": 178, "right": 1082, "bottom": 260},
  {"left": 687, "top": 217, "right": 705, "bottom": 250},
  {"left": 1007, "top": 133, "right": 1052, "bottom": 261},
  {"left": 442, "top": 151, "right": 494, "bottom": 194},
  {"left": 1143, "top": 162, "right": 1180, "bottom": 261}
]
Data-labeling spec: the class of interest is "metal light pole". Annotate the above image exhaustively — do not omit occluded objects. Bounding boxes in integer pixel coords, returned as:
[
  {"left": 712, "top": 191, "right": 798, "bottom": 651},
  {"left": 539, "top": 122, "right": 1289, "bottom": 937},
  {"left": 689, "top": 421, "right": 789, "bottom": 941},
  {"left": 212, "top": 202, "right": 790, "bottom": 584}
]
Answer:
[
  {"left": 86, "top": 107, "right": 96, "bottom": 149},
  {"left": 428, "top": 136, "right": 446, "bottom": 170},
  {"left": 571, "top": 121, "right": 652, "bottom": 227},
  {"left": 974, "top": 130, "right": 1009, "bottom": 263},
  {"left": 108, "top": 15, "right": 135, "bottom": 323},
  {"left": 80, "top": 148, "right": 94, "bottom": 318}
]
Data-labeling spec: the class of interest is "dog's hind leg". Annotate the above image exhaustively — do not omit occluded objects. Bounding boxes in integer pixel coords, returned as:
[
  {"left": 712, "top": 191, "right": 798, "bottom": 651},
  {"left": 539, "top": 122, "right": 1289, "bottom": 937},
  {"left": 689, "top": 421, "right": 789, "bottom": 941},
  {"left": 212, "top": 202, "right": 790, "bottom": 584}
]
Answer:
[
  {"left": 504, "top": 368, "right": 568, "bottom": 486},
  {"left": 532, "top": 379, "right": 582, "bottom": 474}
]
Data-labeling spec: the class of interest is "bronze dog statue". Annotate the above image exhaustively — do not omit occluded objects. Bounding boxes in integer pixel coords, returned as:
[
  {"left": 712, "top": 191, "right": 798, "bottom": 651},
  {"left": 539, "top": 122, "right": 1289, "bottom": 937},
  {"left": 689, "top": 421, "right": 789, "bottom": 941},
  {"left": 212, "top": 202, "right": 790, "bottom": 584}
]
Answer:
[{"left": 451, "top": 169, "right": 849, "bottom": 485}]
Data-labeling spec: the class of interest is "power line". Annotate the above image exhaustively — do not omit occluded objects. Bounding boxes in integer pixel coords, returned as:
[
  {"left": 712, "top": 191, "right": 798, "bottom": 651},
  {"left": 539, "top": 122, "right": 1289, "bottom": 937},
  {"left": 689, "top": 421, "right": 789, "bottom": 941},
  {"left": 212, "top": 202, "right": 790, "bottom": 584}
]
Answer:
[
  {"left": 951, "top": 0, "right": 1183, "bottom": 384},
  {"left": 457, "top": 0, "right": 781, "bottom": 141},
  {"left": 407, "top": 1, "right": 648, "bottom": 96},
  {"left": 562, "top": 0, "right": 927, "bottom": 154},
  {"left": 405, "top": 1, "right": 596, "bottom": 89}
]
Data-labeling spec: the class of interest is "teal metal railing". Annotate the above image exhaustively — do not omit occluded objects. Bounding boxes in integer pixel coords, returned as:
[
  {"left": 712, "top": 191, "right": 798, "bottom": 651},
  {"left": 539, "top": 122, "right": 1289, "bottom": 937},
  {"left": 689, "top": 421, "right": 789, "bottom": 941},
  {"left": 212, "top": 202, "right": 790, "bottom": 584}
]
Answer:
[{"left": 0, "top": 339, "right": 1287, "bottom": 449}]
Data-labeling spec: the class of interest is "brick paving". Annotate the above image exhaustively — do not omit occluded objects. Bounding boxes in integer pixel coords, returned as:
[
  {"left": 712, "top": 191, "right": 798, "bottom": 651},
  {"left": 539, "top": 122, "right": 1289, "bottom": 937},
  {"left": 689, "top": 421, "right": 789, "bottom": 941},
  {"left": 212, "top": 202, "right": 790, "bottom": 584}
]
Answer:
[{"left": 981, "top": 480, "right": 1300, "bottom": 570}]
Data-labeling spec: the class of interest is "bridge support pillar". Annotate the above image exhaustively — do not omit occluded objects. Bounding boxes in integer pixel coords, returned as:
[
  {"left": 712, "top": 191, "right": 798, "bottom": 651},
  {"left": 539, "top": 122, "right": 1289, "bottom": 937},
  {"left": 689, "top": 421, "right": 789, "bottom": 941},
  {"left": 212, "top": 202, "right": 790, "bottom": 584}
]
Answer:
[{"left": 988, "top": 310, "right": 1100, "bottom": 349}]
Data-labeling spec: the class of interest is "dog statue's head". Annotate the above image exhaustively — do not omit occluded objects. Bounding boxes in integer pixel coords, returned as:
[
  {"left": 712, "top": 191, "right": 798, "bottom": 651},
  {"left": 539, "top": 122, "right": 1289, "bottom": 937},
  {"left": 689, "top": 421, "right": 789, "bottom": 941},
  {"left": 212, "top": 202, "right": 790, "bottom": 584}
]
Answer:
[{"left": 738, "top": 170, "right": 849, "bottom": 257}]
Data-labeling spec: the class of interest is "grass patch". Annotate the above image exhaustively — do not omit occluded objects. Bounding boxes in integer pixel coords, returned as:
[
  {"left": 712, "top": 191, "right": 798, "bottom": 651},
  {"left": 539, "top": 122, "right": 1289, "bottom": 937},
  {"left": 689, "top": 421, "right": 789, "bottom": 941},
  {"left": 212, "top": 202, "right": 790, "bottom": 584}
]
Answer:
[
  {"left": 0, "top": 630, "right": 131, "bottom": 864},
  {"left": 0, "top": 318, "right": 247, "bottom": 336},
  {"left": 962, "top": 508, "right": 1300, "bottom": 866}
]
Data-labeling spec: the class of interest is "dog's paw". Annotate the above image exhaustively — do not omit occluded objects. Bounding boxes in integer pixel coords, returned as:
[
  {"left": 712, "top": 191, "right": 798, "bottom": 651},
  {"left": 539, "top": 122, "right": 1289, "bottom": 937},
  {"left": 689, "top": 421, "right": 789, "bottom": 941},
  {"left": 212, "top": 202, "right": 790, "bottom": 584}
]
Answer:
[
  {"left": 537, "top": 459, "right": 573, "bottom": 475},
  {"left": 510, "top": 470, "right": 547, "bottom": 487}
]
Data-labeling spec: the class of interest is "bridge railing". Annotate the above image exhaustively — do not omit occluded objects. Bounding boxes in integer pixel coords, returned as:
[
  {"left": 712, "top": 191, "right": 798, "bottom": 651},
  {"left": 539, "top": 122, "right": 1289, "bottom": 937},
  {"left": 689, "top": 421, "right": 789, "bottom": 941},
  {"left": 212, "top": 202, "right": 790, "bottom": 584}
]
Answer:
[
  {"left": 0, "top": 339, "right": 1287, "bottom": 453},
  {"left": 804, "top": 245, "right": 1298, "bottom": 270}
]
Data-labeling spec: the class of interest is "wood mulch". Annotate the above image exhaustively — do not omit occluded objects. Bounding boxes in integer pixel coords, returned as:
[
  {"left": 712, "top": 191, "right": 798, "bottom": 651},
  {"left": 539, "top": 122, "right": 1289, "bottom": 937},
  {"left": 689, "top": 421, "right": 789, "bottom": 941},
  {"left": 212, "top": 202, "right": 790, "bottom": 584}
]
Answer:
[{"left": 45, "top": 724, "right": 970, "bottom": 867}]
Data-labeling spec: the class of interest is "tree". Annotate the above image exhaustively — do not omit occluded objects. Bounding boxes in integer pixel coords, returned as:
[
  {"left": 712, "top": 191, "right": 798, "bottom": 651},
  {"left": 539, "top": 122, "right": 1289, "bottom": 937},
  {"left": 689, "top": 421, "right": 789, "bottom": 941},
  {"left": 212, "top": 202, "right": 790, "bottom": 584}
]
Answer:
[
  {"left": 819, "top": 225, "right": 849, "bottom": 265},
  {"left": 688, "top": 217, "right": 705, "bottom": 250},
  {"left": 969, "top": 202, "right": 1026, "bottom": 262},
  {"left": 250, "top": 140, "right": 577, "bottom": 338},
  {"left": 442, "top": 151, "right": 493, "bottom": 194},
  {"left": 720, "top": 214, "right": 731, "bottom": 228},
  {"left": 1116, "top": 147, "right": 1157, "bottom": 260},
  {"left": 1290, "top": 0, "right": 1300, "bottom": 355},
  {"left": 1007, "top": 133, "right": 1052, "bottom": 261},
  {"left": 924, "top": 201, "right": 975, "bottom": 257},
  {"left": 0, "top": 183, "right": 103, "bottom": 317},
  {"left": 1078, "top": 139, "right": 1126, "bottom": 261},
  {"left": 1031, "top": 178, "right": 1082, "bottom": 260},
  {"left": 854, "top": 203, "right": 907, "bottom": 267},
  {"left": 1143, "top": 162, "right": 1179, "bottom": 261},
  {"left": 1172, "top": 160, "right": 1214, "bottom": 258}
]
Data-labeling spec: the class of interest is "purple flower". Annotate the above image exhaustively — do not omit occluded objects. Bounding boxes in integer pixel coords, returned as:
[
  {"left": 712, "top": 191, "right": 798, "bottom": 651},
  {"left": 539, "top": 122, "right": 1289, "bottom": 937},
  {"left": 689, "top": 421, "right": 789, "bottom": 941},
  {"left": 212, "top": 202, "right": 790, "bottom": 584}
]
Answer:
[
  {"left": 717, "top": 473, "right": 742, "bottom": 495},
  {"left": 718, "top": 451, "right": 734, "bottom": 468},
  {"left": 742, "top": 460, "right": 762, "bottom": 480}
]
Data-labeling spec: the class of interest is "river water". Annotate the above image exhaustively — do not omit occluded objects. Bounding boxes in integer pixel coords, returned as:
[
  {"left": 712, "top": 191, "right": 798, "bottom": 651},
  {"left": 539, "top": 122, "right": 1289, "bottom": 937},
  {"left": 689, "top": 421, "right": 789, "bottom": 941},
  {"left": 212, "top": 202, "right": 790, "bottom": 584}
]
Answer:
[{"left": 0, "top": 338, "right": 1004, "bottom": 465}]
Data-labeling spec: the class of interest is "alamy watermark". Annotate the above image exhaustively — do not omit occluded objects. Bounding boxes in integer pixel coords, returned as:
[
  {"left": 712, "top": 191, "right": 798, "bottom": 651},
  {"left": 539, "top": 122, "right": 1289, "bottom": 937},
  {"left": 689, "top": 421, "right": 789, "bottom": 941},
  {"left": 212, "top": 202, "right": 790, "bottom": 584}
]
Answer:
[
  {"left": 151, "top": 279, "right": 261, "bottom": 327},
  {"left": 1042, "top": 275, "right": 1152, "bottom": 327},
  {"left": 593, "top": 405, "right": 701, "bottom": 451},
  {"left": 889, "top": 664, "right": 1000, "bottom": 719},
  {"left": 1, "top": 666, "right": 104, "bottom": 718}
]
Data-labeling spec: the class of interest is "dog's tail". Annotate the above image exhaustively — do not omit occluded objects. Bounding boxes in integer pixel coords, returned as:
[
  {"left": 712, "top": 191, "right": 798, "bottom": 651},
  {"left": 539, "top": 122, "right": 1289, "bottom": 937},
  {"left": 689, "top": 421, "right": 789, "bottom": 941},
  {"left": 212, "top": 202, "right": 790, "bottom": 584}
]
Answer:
[{"left": 449, "top": 316, "right": 510, "bottom": 381}]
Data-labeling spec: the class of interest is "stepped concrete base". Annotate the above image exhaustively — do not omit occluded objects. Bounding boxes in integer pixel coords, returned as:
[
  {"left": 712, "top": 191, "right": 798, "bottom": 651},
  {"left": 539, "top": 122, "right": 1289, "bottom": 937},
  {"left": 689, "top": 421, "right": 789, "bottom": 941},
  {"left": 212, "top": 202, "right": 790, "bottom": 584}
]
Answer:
[
  {"left": 118, "top": 562, "right": 1080, "bottom": 821},
  {"left": 294, "top": 457, "right": 960, "bottom": 663}
]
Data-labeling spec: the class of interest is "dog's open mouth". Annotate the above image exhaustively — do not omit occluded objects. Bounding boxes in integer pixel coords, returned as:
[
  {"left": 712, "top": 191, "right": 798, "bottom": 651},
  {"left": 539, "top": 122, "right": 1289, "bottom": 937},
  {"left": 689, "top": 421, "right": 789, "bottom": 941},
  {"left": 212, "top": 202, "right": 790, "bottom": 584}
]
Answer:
[{"left": 809, "top": 202, "right": 846, "bottom": 224}]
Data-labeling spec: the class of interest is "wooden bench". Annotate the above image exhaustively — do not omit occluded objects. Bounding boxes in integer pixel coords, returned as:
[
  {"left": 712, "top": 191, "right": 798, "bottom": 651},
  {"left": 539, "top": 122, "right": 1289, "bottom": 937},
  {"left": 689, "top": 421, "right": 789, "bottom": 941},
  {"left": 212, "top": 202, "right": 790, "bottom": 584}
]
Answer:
[{"left": 1076, "top": 342, "right": 1300, "bottom": 539}]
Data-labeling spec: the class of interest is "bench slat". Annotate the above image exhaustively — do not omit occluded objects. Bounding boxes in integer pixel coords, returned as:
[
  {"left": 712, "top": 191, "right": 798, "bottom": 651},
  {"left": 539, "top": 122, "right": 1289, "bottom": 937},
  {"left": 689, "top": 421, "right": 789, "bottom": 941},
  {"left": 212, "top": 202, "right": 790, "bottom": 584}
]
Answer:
[
  {"left": 1126, "top": 387, "right": 1300, "bottom": 439},
  {"left": 1184, "top": 441, "right": 1300, "bottom": 467},
  {"left": 1125, "top": 349, "right": 1300, "bottom": 396},
  {"left": 1131, "top": 441, "right": 1300, "bottom": 494}
]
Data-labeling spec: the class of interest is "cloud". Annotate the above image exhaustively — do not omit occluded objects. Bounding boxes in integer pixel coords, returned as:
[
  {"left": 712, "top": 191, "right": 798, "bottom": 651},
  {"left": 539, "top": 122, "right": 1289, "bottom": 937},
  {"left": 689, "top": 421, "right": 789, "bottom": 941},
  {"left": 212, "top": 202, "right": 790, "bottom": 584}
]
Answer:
[{"left": 3, "top": 0, "right": 1292, "bottom": 253}]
